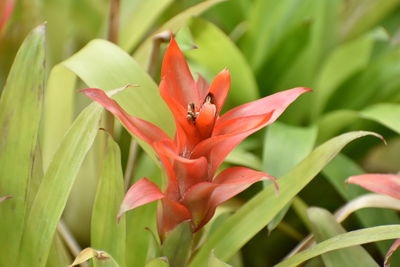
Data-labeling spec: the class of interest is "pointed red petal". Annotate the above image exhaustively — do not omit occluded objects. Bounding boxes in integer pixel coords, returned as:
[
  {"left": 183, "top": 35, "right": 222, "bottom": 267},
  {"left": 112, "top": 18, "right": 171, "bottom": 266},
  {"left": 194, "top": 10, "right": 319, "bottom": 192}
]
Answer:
[
  {"left": 195, "top": 73, "right": 209, "bottom": 102},
  {"left": 161, "top": 36, "right": 196, "bottom": 107},
  {"left": 385, "top": 238, "right": 400, "bottom": 267},
  {"left": 81, "top": 88, "right": 171, "bottom": 147},
  {"left": 117, "top": 178, "right": 164, "bottom": 220},
  {"left": 192, "top": 113, "right": 272, "bottom": 175},
  {"left": 157, "top": 198, "right": 192, "bottom": 241},
  {"left": 182, "top": 167, "right": 276, "bottom": 230},
  {"left": 208, "top": 69, "right": 230, "bottom": 116},
  {"left": 347, "top": 174, "right": 400, "bottom": 200},
  {"left": 159, "top": 80, "right": 201, "bottom": 152},
  {"left": 217, "top": 87, "right": 311, "bottom": 125},
  {"left": 0, "top": 196, "right": 11, "bottom": 202},
  {"left": 0, "top": 0, "right": 14, "bottom": 33}
]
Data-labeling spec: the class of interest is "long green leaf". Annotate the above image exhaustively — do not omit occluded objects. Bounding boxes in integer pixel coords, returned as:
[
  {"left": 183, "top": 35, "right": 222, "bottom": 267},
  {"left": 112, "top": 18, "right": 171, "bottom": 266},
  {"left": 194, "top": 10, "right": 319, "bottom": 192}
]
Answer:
[
  {"left": 18, "top": 103, "right": 102, "bottom": 267},
  {"left": 44, "top": 39, "right": 173, "bottom": 163},
  {"left": 360, "top": 103, "right": 400, "bottom": 134},
  {"left": 0, "top": 24, "right": 45, "bottom": 266},
  {"left": 133, "top": 0, "right": 226, "bottom": 67},
  {"left": 91, "top": 132, "right": 126, "bottom": 266},
  {"left": 190, "top": 131, "right": 380, "bottom": 266},
  {"left": 263, "top": 122, "right": 317, "bottom": 233},
  {"left": 313, "top": 34, "right": 374, "bottom": 118},
  {"left": 308, "top": 207, "right": 378, "bottom": 267},
  {"left": 186, "top": 17, "right": 259, "bottom": 105},
  {"left": 276, "top": 225, "right": 400, "bottom": 267},
  {"left": 42, "top": 65, "right": 76, "bottom": 169},
  {"left": 119, "top": 0, "right": 173, "bottom": 52},
  {"left": 339, "top": 0, "right": 400, "bottom": 41},
  {"left": 126, "top": 153, "right": 161, "bottom": 267}
]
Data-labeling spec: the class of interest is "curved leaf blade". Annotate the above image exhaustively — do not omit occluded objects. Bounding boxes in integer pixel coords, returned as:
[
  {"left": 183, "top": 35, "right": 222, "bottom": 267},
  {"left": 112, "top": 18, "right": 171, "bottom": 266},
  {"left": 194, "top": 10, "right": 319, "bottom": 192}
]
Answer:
[
  {"left": 308, "top": 207, "right": 378, "bottom": 267},
  {"left": 276, "top": 225, "right": 400, "bottom": 267},
  {"left": 91, "top": 132, "right": 126, "bottom": 266},
  {"left": 190, "top": 131, "right": 382, "bottom": 266},
  {"left": 18, "top": 103, "right": 102, "bottom": 267},
  {"left": 0, "top": 24, "right": 45, "bottom": 266}
]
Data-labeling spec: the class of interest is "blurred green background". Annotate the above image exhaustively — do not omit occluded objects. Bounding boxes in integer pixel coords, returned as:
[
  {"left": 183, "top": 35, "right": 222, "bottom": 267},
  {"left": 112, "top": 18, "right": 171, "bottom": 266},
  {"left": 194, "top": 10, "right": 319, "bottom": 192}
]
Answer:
[{"left": 1, "top": 0, "right": 400, "bottom": 266}]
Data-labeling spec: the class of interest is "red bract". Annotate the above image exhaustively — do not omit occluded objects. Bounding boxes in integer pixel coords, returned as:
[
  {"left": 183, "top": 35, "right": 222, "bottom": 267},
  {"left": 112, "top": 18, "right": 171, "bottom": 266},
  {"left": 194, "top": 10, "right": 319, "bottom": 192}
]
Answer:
[
  {"left": 0, "top": 0, "right": 14, "bottom": 34},
  {"left": 347, "top": 174, "right": 400, "bottom": 200},
  {"left": 347, "top": 173, "right": 400, "bottom": 266},
  {"left": 82, "top": 36, "right": 311, "bottom": 240}
]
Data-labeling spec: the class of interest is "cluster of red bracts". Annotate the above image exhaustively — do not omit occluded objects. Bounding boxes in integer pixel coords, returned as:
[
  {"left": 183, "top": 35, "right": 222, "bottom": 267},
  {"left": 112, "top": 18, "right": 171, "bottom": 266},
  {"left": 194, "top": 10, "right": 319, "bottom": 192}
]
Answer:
[{"left": 82, "top": 36, "right": 311, "bottom": 241}]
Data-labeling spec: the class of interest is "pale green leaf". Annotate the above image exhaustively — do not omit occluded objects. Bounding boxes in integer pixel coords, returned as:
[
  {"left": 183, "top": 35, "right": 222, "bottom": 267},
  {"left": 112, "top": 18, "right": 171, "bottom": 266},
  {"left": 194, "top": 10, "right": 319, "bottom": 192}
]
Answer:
[
  {"left": 0, "top": 24, "right": 45, "bottom": 266},
  {"left": 340, "top": 0, "right": 400, "bottom": 41},
  {"left": 145, "top": 258, "right": 169, "bottom": 267},
  {"left": 276, "top": 225, "right": 400, "bottom": 267},
  {"left": 134, "top": 0, "right": 226, "bottom": 67},
  {"left": 126, "top": 153, "right": 161, "bottom": 267},
  {"left": 190, "top": 131, "right": 381, "bottom": 266},
  {"left": 263, "top": 122, "right": 317, "bottom": 178},
  {"left": 119, "top": 0, "right": 173, "bottom": 52},
  {"left": 45, "top": 39, "right": 174, "bottom": 163},
  {"left": 208, "top": 250, "right": 232, "bottom": 267},
  {"left": 263, "top": 122, "right": 317, "bottom": 232},
  {"left": 162, "top": 221, "right": 192, "bottom": 267},
  {"left": 91, "top": 132, "right": 126, "bottom": 266},
  {"left": 360, "top": 103, "right": 400, "bottom": 134},
  {"left": 313, "top": 34, "right": 374, "bottom": 118},
  {"left": 18, "top": 103, "right": 102, "bottom": 267},
  {"left": 42, "top": 65, "right": 76, "bottom": 169},
  {"left": 308, "top": 207, "right": 378, "bottom": 267}
]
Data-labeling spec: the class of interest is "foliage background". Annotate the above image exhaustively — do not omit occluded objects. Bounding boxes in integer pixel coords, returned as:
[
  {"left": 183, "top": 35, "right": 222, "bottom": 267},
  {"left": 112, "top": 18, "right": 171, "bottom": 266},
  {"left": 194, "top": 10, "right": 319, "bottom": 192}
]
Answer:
[{"left": 1, "top": 0, "right": 400, "bottom": 266}]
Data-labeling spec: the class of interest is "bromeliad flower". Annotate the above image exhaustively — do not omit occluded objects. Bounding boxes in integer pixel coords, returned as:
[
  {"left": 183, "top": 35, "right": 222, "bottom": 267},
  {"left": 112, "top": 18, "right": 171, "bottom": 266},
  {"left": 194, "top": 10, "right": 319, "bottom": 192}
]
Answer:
[{"left": 82, "top": 36, "right": 311, "bottom": 240}]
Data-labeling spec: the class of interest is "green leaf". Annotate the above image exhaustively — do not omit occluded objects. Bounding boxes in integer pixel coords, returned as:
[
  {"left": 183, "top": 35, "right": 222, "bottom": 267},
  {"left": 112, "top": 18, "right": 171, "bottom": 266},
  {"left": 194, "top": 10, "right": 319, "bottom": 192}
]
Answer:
[
  {"left": 133, "top": 0, "right": 226, "bottom": 67},
  {"left": 360, "top": 103, "right": 400, "bottom": 134},
  {"left": 308, "top": 207, "right": 378, "bottom": 267},
  {"left": 126, "top": 153, "right": 161, "bottom": 267},
  {"left": 208, "top": 250, "right": 232, "bottom": 267},
  {"left": 263, "top": 122, "right": 317, "bottom": 178},
  {"left": 145, "top": 258, "right": 169, "bottom": 267},
  {"left": 45, "top": 39, "right": 174, "bottom": 162},
  {"left": 42, "top": 65, "right": 76, "bottom": 169},
  {"left": 162, "top": 221, "right": 192, "bottom": 267},
  {"left": 189, "top": 131, "right": 381, "bottom": 266},
  {"left": 276, "top": 225, "right": 400, "bottom": 267},
  {"left": 46, "top": 233, "right": 72, "bottom": 267},
  {"left": 186, "top": 17, "right": 259, "bottom": 105},
  {"left": 317, "top": 110, "right": 358, "bottom": 143},
  {"left": 263, "top": 122, "right": 317, "bottom": 233},
  {"left": 18, "top": 103, "right": 102, "bottom": 267},
  {"left": 240, "top": 0, "right": 314, "bottom": 70},
  {"left": 69, "top": 248, "right": 120, "bottom": 267},
  {"left": 91, "top": 132, "right": 126, "bottom": 266},
  {"left": 313, "top": 34, "right": 374, "bottom": 118},
  {"left": 339, "top": 0, "right": 400, "bottom": 41},
  {"left": 279, "top": 0, "right": 340, "bottom": 89},
  {"left": 0, "top": 24, "right": 45, "bottom": 266},
  {"left": 225, "top": 147, "right": 262, "bottom": 170},
  {"left": 119, "top": 0, "right": 173, "bottom": 52}
]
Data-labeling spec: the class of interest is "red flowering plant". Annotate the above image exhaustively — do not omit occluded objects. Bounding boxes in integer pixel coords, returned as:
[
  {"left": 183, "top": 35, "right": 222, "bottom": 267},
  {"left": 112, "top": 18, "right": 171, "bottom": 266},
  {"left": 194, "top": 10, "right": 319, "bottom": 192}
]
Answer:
[
  {"left": 82, "top": 36, "right": 310, "bottom": 242},
  {"left": 347, "top": 173, "right": 400, "bottom": 267}
]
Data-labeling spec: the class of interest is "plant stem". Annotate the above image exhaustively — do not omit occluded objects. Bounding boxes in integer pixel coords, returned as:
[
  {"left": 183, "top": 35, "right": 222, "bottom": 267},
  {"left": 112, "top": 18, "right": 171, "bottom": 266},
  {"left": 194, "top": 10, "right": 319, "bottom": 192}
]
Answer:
[{"left": 57, "top": 220, "right": 86, "bottom": 267}]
